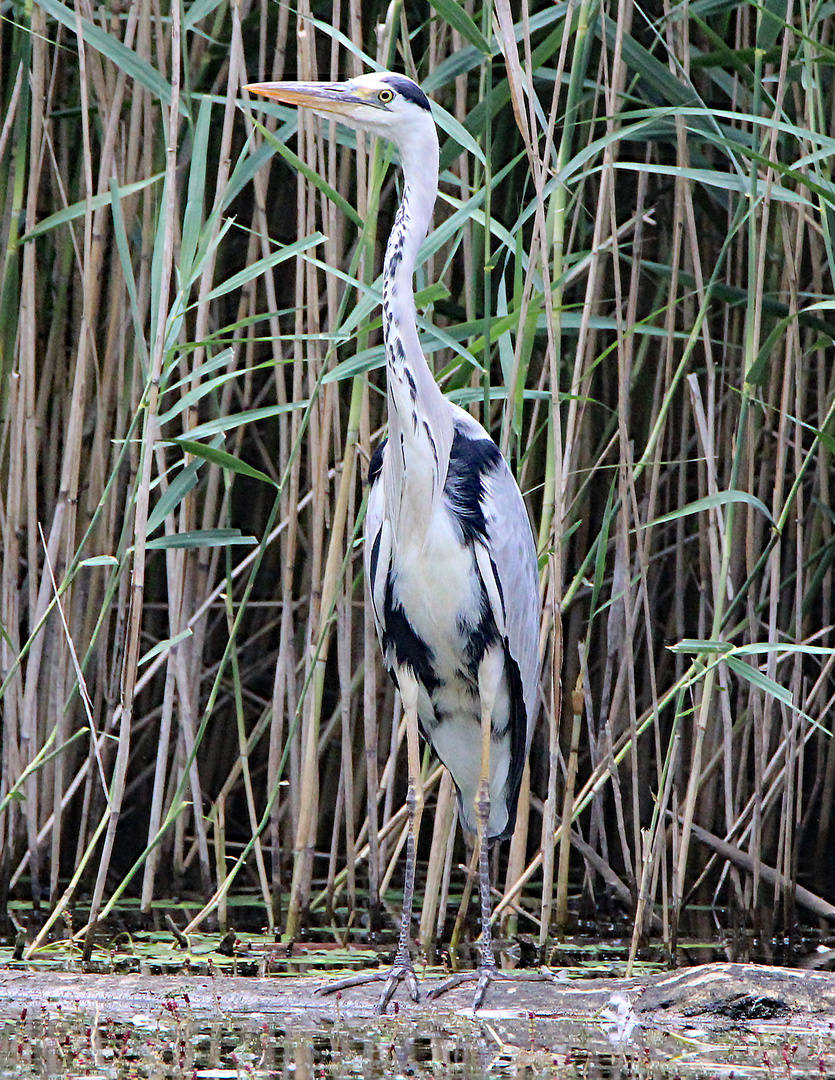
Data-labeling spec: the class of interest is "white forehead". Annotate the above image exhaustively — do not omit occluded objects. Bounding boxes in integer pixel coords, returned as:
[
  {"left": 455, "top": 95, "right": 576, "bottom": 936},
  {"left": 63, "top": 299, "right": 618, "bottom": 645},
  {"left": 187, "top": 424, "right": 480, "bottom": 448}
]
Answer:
[{"left": 349, "top": 72, "right": 393, "bottom": 92}]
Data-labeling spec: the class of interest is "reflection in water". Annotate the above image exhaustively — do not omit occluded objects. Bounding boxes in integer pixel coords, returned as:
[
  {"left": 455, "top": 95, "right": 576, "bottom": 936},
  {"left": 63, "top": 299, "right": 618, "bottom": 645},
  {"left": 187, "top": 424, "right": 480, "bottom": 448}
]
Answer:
[
  {"left": 0, "top": 1006, "right": 832, "bottom": 1078},
  {"left": 0, "top": 1013, "right": 495, "bottom": 1078}
]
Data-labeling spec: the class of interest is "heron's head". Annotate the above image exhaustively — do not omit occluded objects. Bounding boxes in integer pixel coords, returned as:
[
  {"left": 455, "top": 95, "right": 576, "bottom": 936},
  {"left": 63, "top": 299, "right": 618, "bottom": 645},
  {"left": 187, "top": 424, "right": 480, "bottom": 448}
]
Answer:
[{"left": 244, "top": 71, "right": 434, "bottom": 154}]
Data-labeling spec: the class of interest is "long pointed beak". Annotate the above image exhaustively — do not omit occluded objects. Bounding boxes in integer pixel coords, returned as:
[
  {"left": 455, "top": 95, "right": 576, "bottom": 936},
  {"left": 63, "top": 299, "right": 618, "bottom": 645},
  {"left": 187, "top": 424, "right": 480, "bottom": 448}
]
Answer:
[{"left": 244, "top": 81, "right": 373, "bottom": 116}]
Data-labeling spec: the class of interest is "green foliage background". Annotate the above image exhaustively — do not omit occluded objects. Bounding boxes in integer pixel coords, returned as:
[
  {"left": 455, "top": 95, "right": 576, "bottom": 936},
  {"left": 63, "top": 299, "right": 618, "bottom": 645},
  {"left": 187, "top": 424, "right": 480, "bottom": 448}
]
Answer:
[{"left": 0, "top": 0, "right": 833, "bottom": 955}]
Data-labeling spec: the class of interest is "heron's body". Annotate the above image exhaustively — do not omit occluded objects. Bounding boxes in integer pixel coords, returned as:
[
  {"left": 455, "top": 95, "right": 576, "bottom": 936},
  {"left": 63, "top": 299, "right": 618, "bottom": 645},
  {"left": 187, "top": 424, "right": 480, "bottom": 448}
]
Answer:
[
  {"left": 366, "top": 405, "right": 538, "bottom": 841},
  {"left": 246, "top": 69, "right": 544, "bottom": 1013}
]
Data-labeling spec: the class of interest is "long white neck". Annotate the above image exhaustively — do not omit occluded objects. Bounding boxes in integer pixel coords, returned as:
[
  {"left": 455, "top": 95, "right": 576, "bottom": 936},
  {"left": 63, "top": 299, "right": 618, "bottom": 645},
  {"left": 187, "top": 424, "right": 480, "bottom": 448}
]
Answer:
[{"left": 381, "top": 120, "right": 453, "bottom": 538}]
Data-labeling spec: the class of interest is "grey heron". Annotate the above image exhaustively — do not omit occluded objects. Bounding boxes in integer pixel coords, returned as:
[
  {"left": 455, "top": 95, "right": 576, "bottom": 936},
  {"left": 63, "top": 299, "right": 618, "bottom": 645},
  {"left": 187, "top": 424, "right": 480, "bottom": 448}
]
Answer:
[{"left": 246, "top": 71, "right": 542, "bottom": 1013}]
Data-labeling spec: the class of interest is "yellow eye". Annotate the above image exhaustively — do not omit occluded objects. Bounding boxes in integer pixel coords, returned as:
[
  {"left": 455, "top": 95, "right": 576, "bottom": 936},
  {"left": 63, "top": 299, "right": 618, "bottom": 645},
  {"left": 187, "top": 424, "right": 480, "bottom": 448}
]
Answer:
[{"left": 378, "top": 88, "right": 394, "bottom": 103}]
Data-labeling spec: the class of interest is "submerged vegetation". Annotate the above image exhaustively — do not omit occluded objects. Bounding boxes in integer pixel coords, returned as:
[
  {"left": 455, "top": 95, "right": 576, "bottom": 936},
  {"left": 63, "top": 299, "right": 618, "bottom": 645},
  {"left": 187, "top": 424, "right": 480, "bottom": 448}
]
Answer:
[{"left": 0, "top": 0, "right": 833, "bottom": 967}]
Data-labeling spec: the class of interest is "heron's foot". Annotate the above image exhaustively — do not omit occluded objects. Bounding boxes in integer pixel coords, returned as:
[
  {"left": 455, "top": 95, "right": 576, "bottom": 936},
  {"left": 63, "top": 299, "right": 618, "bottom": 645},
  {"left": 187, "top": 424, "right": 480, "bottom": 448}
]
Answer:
[
  {"left": 428, "top": 964, "right": 563, "bottom": 1011},
  {"left": 314, "top": 954, "right": 419, "bottom": 1015}
]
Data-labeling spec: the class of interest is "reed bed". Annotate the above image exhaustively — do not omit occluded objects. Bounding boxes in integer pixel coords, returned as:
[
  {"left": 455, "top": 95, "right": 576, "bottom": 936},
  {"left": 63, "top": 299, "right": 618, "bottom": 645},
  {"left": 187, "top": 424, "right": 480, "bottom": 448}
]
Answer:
[{"left": 0, "top": 0, "right": 833, "bottom": 963}]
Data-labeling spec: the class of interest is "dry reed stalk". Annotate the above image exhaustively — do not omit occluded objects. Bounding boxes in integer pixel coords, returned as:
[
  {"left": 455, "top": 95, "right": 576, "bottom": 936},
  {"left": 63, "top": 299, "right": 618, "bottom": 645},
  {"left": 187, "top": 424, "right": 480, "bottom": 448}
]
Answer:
[
  {"left": 418, "top": 768, "right": 455, "bottom": 955},
  {"left": 284, "top": 5, "right": 327, "bottom": 938},
  {"left": 213, "top": 794, "right": 227, "bottom": 932},
  {"left": 18, "top": 3, "right": 48, "bottom": 907},
  {"left": 311, "top": 764, "right": 446, "bottom": 914},
  {"left": 225, "top": 588, "right": 274, "bottom": 929},
  {"left": 235, "top": 7, "right": 295, "bottom": 914},
  {"left": 83, "top": 2, "right": 182, "bottom": 954},
  {"left": 503, "top": 761, "right": 531, "bottom": 940},
  {"left": 555, "top": 669, "right": 584, "bottom": 932},
  {"left": 494, "top": 0, "right": 565, "bottom": 951}
]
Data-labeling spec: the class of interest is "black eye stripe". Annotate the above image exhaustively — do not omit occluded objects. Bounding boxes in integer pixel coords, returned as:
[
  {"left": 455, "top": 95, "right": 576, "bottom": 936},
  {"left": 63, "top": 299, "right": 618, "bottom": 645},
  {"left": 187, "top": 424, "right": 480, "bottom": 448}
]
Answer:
[{"left": 379, "top": 74, "right": 430, "bottom": 111}]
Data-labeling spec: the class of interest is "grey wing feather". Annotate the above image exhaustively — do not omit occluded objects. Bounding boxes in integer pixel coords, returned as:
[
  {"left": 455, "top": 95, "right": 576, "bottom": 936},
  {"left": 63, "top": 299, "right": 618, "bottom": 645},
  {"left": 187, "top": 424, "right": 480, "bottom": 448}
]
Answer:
[{"left": 481, "top": 458, "right": 541, "bottom": 745}]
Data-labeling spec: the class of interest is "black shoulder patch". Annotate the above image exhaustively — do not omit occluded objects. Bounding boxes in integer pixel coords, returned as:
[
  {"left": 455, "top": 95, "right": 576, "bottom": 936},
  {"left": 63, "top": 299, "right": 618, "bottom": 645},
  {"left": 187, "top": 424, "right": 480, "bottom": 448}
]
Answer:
[
  {"left": 381, "top": 74, "right": 431, "bottom": 111},
  {"left": 444, "top": 431, "right": 503, "bottom": 544},
  {"left": 368, "top": 438, "right": 386, "bottom": 487}
]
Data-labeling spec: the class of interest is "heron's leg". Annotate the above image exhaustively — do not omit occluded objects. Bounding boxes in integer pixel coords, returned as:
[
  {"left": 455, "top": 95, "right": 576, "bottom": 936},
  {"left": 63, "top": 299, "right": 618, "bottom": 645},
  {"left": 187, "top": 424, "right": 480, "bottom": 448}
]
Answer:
[
  {"left": 314, "top": 671, "right": 423, "bottom": 1014},
  {"left": 376, "top": 670, "right": 424, "bottom": 1011},
  {"left": 429, "top": 650, "right": 561, "bottom": 1009},
  {"left": 428, "top": 649, "right": 501, "bottom": 1005},
  {"left": 471, "top": 651, "right": 501, "bottom": 1007}
]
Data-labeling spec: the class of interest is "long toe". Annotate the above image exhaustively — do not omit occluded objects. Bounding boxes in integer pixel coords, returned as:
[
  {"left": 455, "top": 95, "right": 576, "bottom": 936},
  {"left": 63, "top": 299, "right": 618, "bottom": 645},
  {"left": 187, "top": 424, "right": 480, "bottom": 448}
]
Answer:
[
  {"left": 377, "top": 961, "right": 420, "bottom": 1014},
  {"left": 428, "top": 965, "right": 562, "bottom": 1009},
  {"left": 425, "top": 965, "right": 496, "bottom": 1009},
  {"left": 426, "top": 969, "right": 479, "bottom": 1001},
  {"left": 313, "top": 960, "right": 420, "bottom": 1014},
  {"left": 314, "top": 970, "right": 390, "bottom": 996},
  {"left": 472, "top": 964, "right": 497, "bottom": 1010}
]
